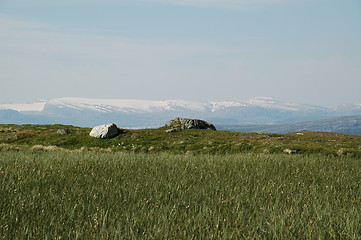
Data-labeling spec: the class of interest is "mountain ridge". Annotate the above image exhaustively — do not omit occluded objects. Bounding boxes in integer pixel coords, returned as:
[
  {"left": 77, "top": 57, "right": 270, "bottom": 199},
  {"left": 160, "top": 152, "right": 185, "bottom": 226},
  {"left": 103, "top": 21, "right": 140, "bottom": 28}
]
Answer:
[
  {"left": 1, "top": 97, "right": 333, "bottom": 113},
  {"left": 218, "top": 115, "right": 361, "bottom": 136},
  {"left": 1, "top": 98, "right": 361, "bottom": 133}
]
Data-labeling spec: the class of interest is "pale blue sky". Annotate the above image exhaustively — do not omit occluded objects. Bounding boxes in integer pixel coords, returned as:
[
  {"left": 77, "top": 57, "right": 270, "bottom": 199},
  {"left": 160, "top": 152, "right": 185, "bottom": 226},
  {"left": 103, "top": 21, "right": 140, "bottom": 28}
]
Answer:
[{"left": 1, "top": 0, "right": 360, "bottom": 107}]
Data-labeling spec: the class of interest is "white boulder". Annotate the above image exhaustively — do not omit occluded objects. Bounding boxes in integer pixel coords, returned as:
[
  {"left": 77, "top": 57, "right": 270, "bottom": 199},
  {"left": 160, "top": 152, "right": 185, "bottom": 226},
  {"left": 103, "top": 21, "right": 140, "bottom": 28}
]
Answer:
[{"left": 89, "top": 123, "right": 119, "bottom": 139}]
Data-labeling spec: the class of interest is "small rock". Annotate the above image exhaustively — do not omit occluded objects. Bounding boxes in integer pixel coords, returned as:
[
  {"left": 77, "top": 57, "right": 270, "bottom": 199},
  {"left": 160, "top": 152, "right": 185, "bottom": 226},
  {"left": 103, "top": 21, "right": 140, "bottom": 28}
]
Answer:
[
  {"left": 89, "top": 123, "right": 119, "bottom": 139},
  {"left": 57, "top": 129, "right": 70, "bottom": 135},
  {"left": 166, "top": 128, "right": 179, "bottom": 133},
  {"left": 283, "top": 149, "right": 298, "bottom": 154}
]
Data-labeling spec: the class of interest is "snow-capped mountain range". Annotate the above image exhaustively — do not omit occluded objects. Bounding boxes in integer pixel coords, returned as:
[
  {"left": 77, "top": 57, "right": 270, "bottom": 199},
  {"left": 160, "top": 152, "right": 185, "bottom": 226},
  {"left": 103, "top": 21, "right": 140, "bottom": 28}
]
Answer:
[
  {"left": 0, "top": 97, "right": 332, "bottom": 113},
  {"left": 1, "top": 97, "right": 361, "bottom": 128}
]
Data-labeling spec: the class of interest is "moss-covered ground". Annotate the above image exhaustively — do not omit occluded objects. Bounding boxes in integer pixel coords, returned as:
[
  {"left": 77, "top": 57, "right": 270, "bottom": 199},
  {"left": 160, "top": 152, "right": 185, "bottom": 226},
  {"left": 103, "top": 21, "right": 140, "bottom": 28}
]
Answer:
[{"left": 0, "top": 124, "right": 360, "bottom": 157}]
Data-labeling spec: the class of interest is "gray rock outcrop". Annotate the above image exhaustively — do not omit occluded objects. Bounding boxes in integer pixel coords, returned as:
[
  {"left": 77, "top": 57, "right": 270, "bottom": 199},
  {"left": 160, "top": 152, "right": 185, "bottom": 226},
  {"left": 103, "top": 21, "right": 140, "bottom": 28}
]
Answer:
[
  {"left": 57, "top": 129, "right": 70, "bottom": 135},
  {"left": 89, "top": 123, "right": 119, "bottom": 139},
  {"left": 165, "top": 117, "right": 216, "bottom": 130}
]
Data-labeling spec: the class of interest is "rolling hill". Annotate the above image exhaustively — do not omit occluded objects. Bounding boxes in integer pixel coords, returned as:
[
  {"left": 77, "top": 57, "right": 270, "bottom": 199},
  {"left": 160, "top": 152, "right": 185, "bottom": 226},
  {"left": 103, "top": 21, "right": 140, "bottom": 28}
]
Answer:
[{"left": 218, "top": 115, "right": 361, "bottom": 136}]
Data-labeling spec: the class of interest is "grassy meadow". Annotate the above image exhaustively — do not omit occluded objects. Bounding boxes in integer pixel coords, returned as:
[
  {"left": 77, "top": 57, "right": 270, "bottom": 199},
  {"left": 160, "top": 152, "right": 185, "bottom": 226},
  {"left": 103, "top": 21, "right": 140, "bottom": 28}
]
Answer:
[{"left": 0, "top": 151, "right": 360, "bottom": 239}]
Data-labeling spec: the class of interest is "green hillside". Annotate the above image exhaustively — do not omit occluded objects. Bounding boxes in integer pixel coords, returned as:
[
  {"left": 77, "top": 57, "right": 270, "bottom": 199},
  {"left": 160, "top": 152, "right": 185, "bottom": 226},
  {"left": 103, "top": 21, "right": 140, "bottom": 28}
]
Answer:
[{"left": 1, "top": 124, "right": 361, "bottom": 157}]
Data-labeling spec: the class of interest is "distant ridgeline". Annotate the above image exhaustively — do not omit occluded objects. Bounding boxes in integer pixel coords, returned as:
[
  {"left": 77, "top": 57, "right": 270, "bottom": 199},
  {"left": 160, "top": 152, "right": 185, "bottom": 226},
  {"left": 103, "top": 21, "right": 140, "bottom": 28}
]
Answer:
[
  {"left": 1, "top": 97, "right": 361, "bottom": 135},
  {"left": 217, "top": 115, "right": 361, "bottom": 136}
]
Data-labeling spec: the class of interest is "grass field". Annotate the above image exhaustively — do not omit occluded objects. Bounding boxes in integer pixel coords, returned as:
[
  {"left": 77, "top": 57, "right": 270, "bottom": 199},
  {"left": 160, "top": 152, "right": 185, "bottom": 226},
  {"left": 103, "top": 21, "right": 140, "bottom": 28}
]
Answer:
[{"left": 1, "top": 151, "right": 360, "bottom": 239}]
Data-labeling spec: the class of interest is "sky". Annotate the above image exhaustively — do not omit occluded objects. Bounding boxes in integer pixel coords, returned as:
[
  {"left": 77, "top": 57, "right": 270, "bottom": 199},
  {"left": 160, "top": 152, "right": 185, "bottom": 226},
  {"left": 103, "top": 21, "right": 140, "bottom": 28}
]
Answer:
[{"left": 0, "top": 0, "right": 360, "bottom": 107}]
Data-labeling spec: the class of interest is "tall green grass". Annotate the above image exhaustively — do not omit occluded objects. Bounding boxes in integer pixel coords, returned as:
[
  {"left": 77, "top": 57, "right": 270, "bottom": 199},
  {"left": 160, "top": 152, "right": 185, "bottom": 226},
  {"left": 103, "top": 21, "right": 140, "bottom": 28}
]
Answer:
[{"left": 0, "top": 152, "right": 360, "bottom": 239}]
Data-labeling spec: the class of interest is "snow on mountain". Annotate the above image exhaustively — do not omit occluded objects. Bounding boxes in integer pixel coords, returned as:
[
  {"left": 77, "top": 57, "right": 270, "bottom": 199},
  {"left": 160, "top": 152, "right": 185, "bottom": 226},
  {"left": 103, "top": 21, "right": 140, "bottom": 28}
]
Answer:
[
  {"left": 245, "top": 97, "right": 309, "bottom": 111},
  {"left": 0, "top": 97, "right": 330, "bottom": 114},
  {"left": 210, "top": 97, "right": 327, "bottom": 112},
  {"left": 1, "top": 97, "right": 361, "bottom": 127},
  {"left": 0, "top": 102, "right": 46, "bottom": 112},
  {"left": 45, "top": 98, "right": 208, "bottom": 113},
  {"left": 210, "top": 101, "right": 246, "bottom": 112},
  {"left": 335, "top": 103, "right": 361, "bottom": 116}
]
